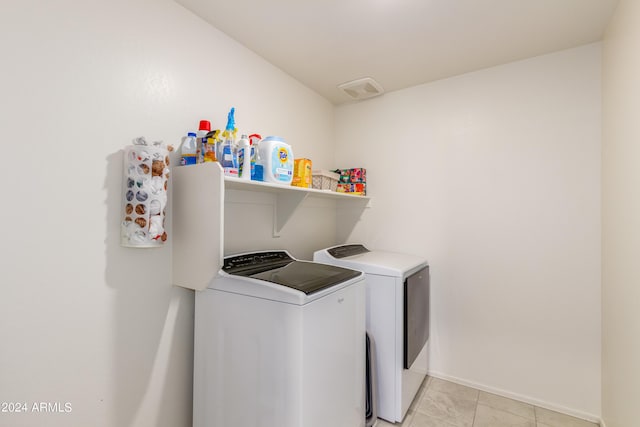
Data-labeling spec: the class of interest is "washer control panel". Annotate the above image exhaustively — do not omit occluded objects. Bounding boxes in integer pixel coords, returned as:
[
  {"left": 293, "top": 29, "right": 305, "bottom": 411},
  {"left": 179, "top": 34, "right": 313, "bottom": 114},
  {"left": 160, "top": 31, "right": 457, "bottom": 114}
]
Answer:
[{"left": 223, "top": 251, "right": 293, "bottom": 274}]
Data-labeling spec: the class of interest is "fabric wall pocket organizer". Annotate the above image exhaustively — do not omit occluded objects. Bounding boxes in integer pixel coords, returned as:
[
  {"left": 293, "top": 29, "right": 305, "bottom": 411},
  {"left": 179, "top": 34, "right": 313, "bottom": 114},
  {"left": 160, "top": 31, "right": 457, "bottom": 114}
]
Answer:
[{"left": 121, "top": 137, "right": 173, "bottom": 248}]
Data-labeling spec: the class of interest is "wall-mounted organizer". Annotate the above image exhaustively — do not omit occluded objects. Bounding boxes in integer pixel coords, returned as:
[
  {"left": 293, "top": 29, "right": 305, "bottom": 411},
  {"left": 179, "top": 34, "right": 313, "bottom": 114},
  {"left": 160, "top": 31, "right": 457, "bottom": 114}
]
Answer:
[
  {"left": 121, "top": 140, "right": 172, "bottom": 247},
  {"left": 171, "top": 162, "right": 371, "bottom": 290}
]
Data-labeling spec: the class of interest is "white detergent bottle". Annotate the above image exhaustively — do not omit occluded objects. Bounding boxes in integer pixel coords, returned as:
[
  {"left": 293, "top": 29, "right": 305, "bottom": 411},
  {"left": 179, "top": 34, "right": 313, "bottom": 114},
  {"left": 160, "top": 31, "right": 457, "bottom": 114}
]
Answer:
[
  {"left": 237, "top": 134, "right": 251, "bottom": 180},
  {"left": 179, "top": 132, "right": 198, "bottom": 166},
  {"left": 258, "top": 136, "right": 294, "bottom": 185}
]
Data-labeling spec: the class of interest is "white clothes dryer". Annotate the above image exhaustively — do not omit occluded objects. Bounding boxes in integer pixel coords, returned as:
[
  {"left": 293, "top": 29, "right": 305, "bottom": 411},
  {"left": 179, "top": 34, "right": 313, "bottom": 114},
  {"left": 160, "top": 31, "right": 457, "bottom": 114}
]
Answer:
[
  {"left": 314, "top": 244, "right": 429, "bottom": 423},
  {"left": 194, "top": 250, "right": 366, "bottom": 427}
]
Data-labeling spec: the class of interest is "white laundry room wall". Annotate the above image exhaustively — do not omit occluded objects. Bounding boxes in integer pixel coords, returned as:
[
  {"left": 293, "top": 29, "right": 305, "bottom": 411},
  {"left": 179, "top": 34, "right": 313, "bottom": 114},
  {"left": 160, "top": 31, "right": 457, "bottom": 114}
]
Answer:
[
  {"left": 602, "top": 0, "right": 640, "bottom": 426},
  {"left": 334, "top": 44, "right": 602, "bottom": 420},
  {"left": 0, "top": 1, "right": 335, "bottom": 426}
]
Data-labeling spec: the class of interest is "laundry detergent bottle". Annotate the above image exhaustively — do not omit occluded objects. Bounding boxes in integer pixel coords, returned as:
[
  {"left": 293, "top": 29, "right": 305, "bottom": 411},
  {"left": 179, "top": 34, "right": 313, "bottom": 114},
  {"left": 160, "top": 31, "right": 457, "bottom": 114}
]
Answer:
[
  {"left": 258, "top": 136, "right": 294, "bottom": 185},
  {"left": 237, "top": 134, "right": 251, "bottom": 180}
]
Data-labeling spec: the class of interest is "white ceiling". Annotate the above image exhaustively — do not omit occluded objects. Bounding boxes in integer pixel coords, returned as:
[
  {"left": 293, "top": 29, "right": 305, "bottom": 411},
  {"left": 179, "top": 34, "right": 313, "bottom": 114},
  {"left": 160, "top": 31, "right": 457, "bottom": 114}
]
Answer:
[{"left": 175, "top": 0, "right": 619, "bottom": 105}]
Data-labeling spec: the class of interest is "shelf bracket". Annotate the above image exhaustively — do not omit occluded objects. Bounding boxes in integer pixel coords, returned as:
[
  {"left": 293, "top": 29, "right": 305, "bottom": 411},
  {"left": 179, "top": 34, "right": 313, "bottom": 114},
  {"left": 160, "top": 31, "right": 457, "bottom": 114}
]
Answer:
[{"left": 273, "top": 191, "right": 309, "bottom": 237}]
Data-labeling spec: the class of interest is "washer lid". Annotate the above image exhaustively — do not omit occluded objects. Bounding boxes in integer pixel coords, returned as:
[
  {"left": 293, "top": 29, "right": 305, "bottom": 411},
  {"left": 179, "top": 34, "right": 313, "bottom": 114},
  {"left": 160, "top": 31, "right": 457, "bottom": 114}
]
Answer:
[
  {"left": 314, "top": 245, "right": 428, "bottom": 278},
  {"left": 223, "top": 251, "right": 362, "bottom": 295}
]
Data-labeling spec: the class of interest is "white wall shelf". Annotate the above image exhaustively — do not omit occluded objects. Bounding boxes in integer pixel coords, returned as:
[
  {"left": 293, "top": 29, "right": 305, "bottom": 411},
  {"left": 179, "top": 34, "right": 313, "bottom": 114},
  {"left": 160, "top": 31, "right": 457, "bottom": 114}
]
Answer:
[
  {"left": 172, "top": 162, "right": 370, "bottom": 290},
  {"left": 224, "top": 175, "right": 370, "bottom": 201}
]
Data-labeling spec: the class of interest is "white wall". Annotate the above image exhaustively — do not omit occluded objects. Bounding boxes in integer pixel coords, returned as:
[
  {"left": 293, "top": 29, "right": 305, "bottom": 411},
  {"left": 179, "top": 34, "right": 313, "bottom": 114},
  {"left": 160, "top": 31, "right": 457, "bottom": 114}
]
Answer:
[
  {"left": 0, "top": 1, "right": 334, "bottom": 426},
  {"left": 602, "top": 1, "right": 640, "bottom": 425},
  {"left": 335, "top": 44, "right": 602, "bottom": 419}
]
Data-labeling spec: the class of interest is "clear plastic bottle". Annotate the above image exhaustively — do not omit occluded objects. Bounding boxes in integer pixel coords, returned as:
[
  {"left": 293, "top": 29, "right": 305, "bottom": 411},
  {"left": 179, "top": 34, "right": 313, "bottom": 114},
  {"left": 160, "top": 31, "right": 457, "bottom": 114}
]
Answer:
[
  {"left": 248, "top": 134, "right": 261, "bottom": 180},
  {"left": 220, "top": 132, "right": 236, "bottom": 169},
  {"left": 203, "top": 129, "right": 220, "bottom": 163},
  {"left": 179, "top": 132, "right": 198, "bottom": 166}
]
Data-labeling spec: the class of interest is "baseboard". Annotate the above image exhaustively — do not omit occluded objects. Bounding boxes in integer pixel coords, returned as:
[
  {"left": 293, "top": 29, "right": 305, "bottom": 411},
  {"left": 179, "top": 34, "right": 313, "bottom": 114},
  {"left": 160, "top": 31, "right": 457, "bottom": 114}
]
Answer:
[{"left": 428, "top": 370, "right": 601, "bottom": 425}]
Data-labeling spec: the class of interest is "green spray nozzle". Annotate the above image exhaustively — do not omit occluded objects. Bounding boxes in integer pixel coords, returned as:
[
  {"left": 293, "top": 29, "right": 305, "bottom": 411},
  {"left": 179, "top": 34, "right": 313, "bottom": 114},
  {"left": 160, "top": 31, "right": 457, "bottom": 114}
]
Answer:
[{"left": 225, "top": 107, "right": 236, "bottom": 131}]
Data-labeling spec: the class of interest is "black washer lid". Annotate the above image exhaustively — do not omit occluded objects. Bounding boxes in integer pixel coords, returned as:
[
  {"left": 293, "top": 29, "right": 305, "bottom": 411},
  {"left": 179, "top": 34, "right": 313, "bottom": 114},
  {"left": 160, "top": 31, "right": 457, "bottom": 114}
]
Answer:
[
  {"left": 223, "top": 251, "right": 361, "bottom": 295},
  {"left": 327, "top": 244, "right": 370, "bottom": 259}
]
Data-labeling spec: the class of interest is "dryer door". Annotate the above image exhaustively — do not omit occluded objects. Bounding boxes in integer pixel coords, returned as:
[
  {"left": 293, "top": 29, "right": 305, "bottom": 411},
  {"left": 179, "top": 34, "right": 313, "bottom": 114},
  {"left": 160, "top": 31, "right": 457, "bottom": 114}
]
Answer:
[{"left": 404, "top": 266, "right": 430, "bottom": 369}]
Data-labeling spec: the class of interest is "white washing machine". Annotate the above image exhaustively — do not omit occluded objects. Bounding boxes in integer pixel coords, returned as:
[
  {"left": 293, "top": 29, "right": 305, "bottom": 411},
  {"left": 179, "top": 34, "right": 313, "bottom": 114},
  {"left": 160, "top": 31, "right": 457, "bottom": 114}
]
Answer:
[
  {"left": 314, "top": 244, "right": 429, "bottom": 423},
  {"left": 194, "top": 250, "right": 366, "bottom": 427}
]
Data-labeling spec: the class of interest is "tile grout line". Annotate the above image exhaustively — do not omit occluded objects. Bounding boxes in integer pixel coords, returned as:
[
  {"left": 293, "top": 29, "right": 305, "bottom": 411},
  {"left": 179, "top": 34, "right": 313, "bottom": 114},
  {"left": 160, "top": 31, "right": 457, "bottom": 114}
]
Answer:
[
  {"left": 404, "top": 377, "right": 427, "bottom": 427},
  {"left": 411, "top": 377, "right": 430, "bottom": 426},
  {"left": 470, "top": 389, "right": 480, "bottom": 427}
]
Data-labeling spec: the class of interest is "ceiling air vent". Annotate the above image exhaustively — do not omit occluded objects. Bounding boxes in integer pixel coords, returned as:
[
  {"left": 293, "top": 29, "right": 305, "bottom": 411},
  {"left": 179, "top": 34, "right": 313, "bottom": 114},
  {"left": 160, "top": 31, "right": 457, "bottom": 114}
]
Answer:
[{"left": 338, "top": 77, "right": 384, "bottom": 101}]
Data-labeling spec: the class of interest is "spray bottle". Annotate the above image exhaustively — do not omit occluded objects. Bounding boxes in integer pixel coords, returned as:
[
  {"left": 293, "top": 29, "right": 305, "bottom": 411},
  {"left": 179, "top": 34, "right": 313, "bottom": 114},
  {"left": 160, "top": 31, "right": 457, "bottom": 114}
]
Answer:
[
  {"left": 219, "top": 108, "right": 237, "bottom": 173},
  {"left": 248, "top": 134, "right": 261, "bottom": 180}
]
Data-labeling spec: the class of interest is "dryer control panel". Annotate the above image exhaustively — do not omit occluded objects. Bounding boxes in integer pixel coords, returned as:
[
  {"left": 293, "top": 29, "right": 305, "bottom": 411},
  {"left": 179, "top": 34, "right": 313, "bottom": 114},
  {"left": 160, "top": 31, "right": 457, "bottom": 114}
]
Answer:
[{"left": 328, "top": 244, "right": 370, "bottom": 258}]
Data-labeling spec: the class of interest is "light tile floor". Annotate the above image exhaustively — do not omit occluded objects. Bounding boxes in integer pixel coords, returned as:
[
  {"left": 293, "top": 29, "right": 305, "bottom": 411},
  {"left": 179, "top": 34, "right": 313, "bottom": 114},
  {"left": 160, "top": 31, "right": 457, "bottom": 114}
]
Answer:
[{"left": 375, "top": 377, "right": 599, "bottom": 427}]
